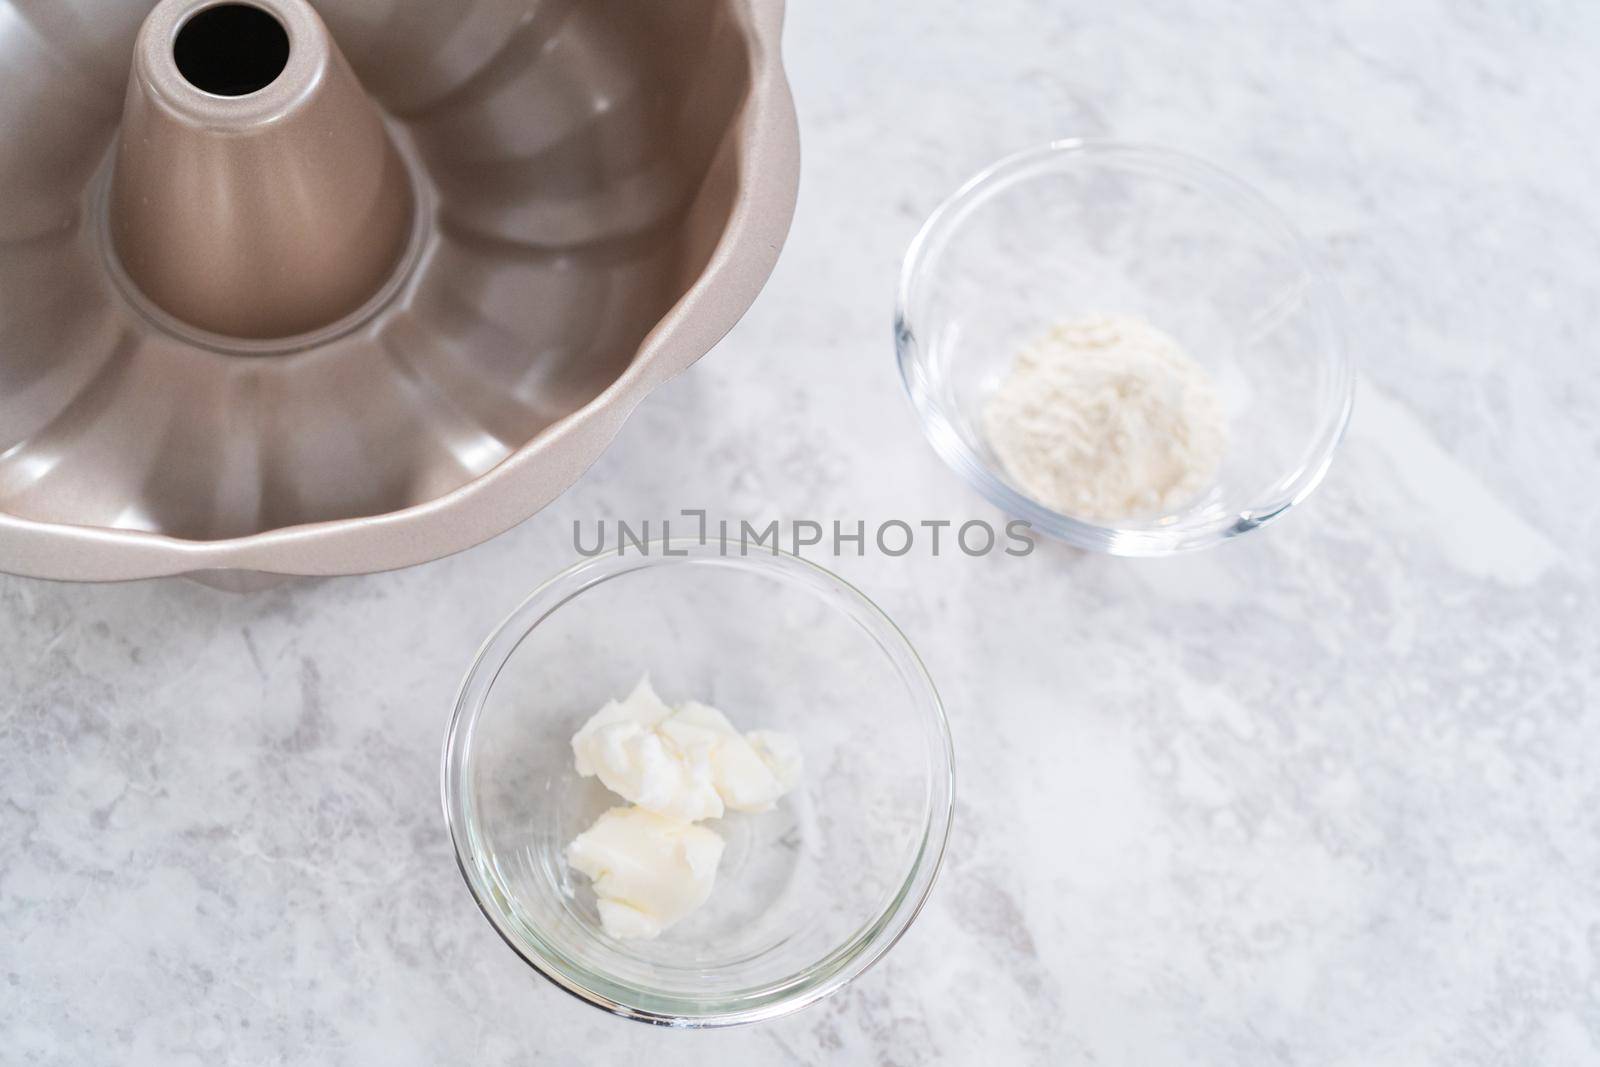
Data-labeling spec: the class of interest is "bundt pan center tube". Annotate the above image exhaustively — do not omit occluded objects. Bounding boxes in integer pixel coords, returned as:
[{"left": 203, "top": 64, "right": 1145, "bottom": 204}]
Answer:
[
  {"left": 111, "top": 0, "right": 417, "bottom": 341},
  {"left": 0, "top": 0, "right": 800, "bottom": 581}
]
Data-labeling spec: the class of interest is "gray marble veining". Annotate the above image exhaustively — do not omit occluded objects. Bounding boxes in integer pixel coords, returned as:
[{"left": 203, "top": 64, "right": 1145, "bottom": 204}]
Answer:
[{"left": 4, "top": 0, "right": 1599, "bottom": 1063}]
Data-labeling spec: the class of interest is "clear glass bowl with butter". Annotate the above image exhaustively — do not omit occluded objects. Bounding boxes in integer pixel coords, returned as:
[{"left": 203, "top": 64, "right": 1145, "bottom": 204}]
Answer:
[
  {"left": 896, "top": 139, "right": 1355, "bottom": 555},
  {"left": 442, "top": 543, "right": 955, "bottom": 1026}
]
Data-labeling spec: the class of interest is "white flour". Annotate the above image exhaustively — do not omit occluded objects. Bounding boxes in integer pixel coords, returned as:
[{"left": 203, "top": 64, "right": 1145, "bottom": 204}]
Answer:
[{"left": 982, "top": 314, "right": 1226, "bottom": 522}]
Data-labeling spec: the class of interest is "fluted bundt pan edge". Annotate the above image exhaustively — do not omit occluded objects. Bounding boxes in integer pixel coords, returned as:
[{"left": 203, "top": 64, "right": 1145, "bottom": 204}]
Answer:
[{"left": 0, "top": 0, "right": 799, "bottom": 582}]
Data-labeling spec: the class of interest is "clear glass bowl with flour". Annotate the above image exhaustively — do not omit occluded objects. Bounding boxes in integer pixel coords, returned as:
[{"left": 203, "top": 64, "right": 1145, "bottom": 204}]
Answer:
[
  {"left": 442, "top": 543, "right": 954, "bottom": 1026},
  {"left": 896, "top": 140, "right": 1354, "bottom": 555}
]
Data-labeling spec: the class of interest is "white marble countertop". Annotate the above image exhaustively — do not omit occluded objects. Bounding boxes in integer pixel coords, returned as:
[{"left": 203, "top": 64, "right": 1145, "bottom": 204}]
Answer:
[{"left": 5, "top": 1, "right": 1599, "bottom": 1063}]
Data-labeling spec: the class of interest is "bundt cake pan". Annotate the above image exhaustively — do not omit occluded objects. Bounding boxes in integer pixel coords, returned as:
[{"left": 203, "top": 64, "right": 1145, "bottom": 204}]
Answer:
[{"left": 0, "top": 0, "right": 799, "bottom": 582}]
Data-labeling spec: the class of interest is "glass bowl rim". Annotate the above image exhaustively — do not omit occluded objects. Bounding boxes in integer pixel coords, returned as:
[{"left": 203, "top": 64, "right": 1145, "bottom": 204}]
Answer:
[
  {"left": 894, "top": 137, "right": 1356, "bottom": 556},
  {"left": 440, "top": 540, "right": 957, "bottom": 1027}
]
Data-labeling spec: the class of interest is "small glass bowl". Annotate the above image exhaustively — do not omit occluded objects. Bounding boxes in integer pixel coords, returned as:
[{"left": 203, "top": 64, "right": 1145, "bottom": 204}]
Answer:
[
  {"left": 896, "top": 139, "right": 1354, "bottom": 555},
  {"left": 441, "top": 542, "right": 955, "bottom": 1027}
]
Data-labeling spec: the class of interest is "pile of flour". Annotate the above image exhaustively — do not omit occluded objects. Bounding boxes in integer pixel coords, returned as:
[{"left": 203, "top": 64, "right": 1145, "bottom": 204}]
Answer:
[{"left": 982, "top": 314, "right": 1226, "bottom": 522}]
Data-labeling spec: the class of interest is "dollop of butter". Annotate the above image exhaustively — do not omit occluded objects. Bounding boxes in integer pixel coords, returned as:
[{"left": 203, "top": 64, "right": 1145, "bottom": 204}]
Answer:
[
  {"left": 566, "top": 677, "right": 803, "bottom": 940},
  {"left": 565, "top": 806, "right": 725, "bottom": 940},
  {"left": 571, "top": 678, "right": 801, "bottom": 822}
]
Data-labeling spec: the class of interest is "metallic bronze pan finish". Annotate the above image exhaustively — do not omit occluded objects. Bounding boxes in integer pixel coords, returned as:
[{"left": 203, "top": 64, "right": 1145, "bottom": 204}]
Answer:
[
  {"left": 0, "top": 0, "right": 799, "bottom": 580},
  {"left": 110, "top": 0, "right": 417, "bottom": 339}
]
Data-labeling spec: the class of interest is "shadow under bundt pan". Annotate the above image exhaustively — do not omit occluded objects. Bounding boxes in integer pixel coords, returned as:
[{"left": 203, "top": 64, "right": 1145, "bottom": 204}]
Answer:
[{"left": 0, "top": 0, "right": 799, "bottom": 581}]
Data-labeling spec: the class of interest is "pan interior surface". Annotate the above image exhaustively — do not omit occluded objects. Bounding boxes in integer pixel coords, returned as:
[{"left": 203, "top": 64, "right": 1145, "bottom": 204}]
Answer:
[{"left": 0, "top": 0, "right": 754, "bottom": 542}]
